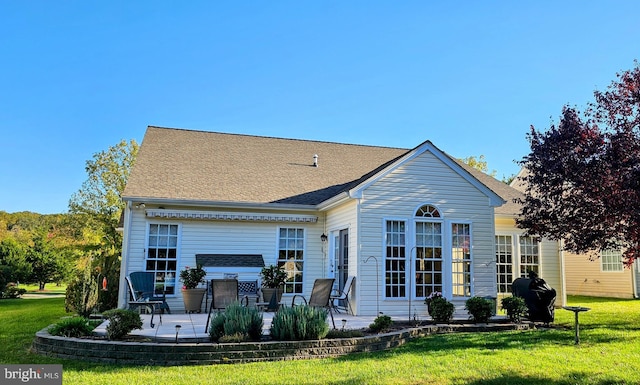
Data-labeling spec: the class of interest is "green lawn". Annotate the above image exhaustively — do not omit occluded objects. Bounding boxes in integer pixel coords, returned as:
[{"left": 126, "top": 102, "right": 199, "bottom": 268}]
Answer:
[
  {"left": 1, "top": 296, "right": 639, "bottom": 384},
  {"left": 19, "top": 283, "right": 67, "bottom": 294}
]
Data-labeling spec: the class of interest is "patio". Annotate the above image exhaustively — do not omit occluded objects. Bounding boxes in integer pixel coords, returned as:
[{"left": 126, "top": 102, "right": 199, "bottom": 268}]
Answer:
[
  {"left": 93, "top": 311, "right": 415, "bottom": 342},
  {"left": 39, "top": 310, "right": 520, "bottom": 365}
]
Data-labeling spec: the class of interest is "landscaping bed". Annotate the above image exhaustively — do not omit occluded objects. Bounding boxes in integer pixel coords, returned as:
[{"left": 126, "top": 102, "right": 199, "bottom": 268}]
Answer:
[{"left": 32, "top": 321, "right": 531, "bottom": 366}]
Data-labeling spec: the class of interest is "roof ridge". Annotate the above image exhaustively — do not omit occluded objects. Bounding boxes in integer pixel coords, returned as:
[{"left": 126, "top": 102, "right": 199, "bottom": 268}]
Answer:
[{"left": 146, "top": 125, "right": 409, "bottom": 151}]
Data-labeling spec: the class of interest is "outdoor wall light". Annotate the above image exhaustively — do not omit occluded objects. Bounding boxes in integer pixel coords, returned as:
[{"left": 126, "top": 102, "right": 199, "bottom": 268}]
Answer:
[
  {"left": 320, "top": 233, "right": 328, "bottom": 242},
  {"left": 135, "top": 203, "right": 146, "bottom": 209}
]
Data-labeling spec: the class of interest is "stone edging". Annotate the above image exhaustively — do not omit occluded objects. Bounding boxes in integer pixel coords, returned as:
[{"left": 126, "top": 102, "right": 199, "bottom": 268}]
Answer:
[{"left": 32, "top": 323, "right": 530, "bottom": 366}]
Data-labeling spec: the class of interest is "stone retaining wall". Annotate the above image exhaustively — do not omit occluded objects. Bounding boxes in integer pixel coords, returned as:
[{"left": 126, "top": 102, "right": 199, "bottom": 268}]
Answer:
[{"left": 32, "top": 323, "right": 530, "bottom": 366}]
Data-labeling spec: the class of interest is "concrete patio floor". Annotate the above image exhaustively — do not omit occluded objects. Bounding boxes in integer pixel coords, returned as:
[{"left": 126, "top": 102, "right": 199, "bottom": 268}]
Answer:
[{"left": 93, "top": 311, "right": 436, "bottom": 342}]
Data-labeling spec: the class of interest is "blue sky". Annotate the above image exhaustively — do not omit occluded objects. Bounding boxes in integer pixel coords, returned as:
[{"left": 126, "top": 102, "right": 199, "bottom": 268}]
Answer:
[{"left": 2, "top": 1, "right": 639, "bottom": 214}]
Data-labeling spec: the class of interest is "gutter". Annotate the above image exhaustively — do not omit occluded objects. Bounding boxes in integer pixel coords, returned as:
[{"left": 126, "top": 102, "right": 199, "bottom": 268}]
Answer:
[{"left": 121, "top": 196, "right": 319, "bottom": 212}]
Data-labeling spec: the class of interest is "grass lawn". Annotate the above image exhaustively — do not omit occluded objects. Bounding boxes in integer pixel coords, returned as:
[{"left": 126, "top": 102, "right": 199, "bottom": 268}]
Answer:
[
  {"left": 1, "top": 296, "right": 639, "bottom": 384},
  {"left": 18, "top": 283, "right": 67, "bottom": 295}
]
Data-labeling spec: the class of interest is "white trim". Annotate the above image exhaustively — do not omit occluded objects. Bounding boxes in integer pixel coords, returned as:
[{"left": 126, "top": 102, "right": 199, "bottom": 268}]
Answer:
[
  {"left": 144, "top": 221, "right": 182, "bottom": 297},
  {"left": 382, "top": 217, "right": 409, "bottom": 300},
  {"left": 317, "top": 192, "right": 351, "bottom": 211},
  {"left": 145, "top": 209, "right": 318, "bottom": 223},
  {"left": 276, "top": 226, "right": 306, "bottom": 295},
  {"left": 449, "top": 220, "right": 474, "bottom": 298},
  {"left": 118, "top": 201, "right": 135, "bottom": 308},
  {"left": 348, "top": 141, "right": 505, "bottom": 207}
]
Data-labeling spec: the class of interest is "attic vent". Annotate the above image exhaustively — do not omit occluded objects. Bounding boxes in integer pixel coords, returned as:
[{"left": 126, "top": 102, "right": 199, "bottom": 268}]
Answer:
[{"left": 313, "top": 154, "right": 318, "bottom": 167}]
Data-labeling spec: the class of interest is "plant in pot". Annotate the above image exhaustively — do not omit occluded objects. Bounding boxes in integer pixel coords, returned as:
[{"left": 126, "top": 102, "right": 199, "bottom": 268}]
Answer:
[
  {"left": 180, "top": 264, "right": 207, "bottom": 313},
  {"left": 260, "top": 265, "right": 287, "bottom": 306}
]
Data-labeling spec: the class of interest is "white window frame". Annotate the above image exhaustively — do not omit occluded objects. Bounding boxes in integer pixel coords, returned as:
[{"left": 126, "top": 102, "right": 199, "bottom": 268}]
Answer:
[
  {"left": 451, "top": 221, "right": 473, "bottom": 298},
  {"left": 277, "top": 227, "right": 305, "bottom": 294},
  {"left": 383, "top": 218, "right": 408, "bottom": 299},
  {"left": 600, "top": 248, "right": 624, "bottom": 272},
  {"left": 414, "top": 219, "right": 444, "bottom": 299},
  {"left": 145, "top": 222, "right": 181, "bottom": 296},
  {"left": 518, "top": 235, "right": 540, "bottom": 277},
  {"left": 495, "top": 235, "right": 514, "bottom": 294},
  {"left": 495, "top": 234, "right": 542, "bottom": 291}
]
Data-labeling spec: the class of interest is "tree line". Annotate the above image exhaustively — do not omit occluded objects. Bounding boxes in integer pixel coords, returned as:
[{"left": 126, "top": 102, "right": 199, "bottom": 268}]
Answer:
[{"left": 0, "top": 139, "right": 137, "bottom": 312}]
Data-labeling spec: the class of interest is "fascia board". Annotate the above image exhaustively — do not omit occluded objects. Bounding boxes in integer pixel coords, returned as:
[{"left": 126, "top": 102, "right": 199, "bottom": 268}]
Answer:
[{"left": 120, "top": 196, "right": 318, "bottom": 212}]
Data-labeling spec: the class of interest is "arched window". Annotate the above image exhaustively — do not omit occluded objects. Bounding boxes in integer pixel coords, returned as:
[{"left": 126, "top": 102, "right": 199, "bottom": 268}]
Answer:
[
  {"left": 415, "top": 204, "right": 441, "bottom": 218},
  {"left": 414, "top": 204, "right": 443, "bottom": 298}
]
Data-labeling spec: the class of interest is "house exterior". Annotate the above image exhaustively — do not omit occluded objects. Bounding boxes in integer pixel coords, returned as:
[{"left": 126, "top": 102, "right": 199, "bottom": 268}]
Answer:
[
  {"left": 118, "top": 126, "right": 566, "bottom": 316},
  {"left": 510, "top": 169, "right": 639, "bottom": 300},
  {"left": 564, "top": 249, "right": 638, "bottom": 298}
]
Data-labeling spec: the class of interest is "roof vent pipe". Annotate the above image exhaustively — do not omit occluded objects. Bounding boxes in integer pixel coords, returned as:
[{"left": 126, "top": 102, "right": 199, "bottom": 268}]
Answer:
[{"left": 313, "top": 154, "right": 318, "bottom": 167}]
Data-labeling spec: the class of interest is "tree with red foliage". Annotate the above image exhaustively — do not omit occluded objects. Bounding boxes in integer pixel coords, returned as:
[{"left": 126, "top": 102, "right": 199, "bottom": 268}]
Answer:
[{"left": 517, "top": 62, "right": 640, "bottom": 266}]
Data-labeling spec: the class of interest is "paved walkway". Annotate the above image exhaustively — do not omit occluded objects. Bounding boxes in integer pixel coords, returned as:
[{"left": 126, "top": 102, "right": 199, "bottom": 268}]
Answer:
[{"left": 22, "top": 293, "right": 65, "bottom": 299}]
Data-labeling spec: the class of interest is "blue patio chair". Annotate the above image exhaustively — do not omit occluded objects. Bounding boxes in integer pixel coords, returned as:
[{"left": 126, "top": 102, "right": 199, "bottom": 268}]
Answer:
[{"left": 127, "top": 271, "right": 171, "bottom": 314}]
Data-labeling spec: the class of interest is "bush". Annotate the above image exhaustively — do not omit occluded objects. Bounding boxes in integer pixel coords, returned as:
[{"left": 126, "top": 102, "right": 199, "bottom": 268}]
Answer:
[
  {"left": 1, "top": 285, "right": 26, "bottom": 299},
  {"left": 270, "top": 305, "right": 329, "bottom": 341},
  {"left": 65, "top": 263, "right": 99, "bottom": 318},
  {"left": 369, "top": 314, "right": 393, "bottom": 332},
  {"left": 501, "top": 296, "right": 527, "bottom": 323},
  {"left": 48, "top": 316, "right": 94, "bottom": 338},
  {"left": 209, "top": 301, "right": 263, "bottom": 342},
  {"left": 429, "top": 297, "right": 455, "bottom": 323},
  {"left": 102, "top": 309, "right": 143, "bottom": 340},
  {"left": 465, "top": 297, "right": 494, "bottom": 323}
]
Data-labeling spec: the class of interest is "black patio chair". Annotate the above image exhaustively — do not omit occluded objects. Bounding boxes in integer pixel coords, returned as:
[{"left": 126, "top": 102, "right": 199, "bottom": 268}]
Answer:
[
  {"left": 330, "top": 276, "right": 355, "bottom": 315},
  {"left": 204, "top": 279, "right": 249, "bottom": 333},
  {"left": 291, "top": 278, "right": 336, "bottom": 328}
]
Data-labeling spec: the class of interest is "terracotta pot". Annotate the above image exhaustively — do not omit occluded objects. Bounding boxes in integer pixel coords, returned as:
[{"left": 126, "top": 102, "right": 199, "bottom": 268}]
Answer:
[{"left": 182, "top": 288, "right": 206, "bottom": 313}]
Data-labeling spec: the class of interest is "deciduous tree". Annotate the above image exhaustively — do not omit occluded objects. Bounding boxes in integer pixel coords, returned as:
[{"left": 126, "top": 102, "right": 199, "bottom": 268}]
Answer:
[
  {"left": 68, "top": 139, "right": 138, "bottom": 309},
  {"left": 517, "top": 62, "right": 640, "bottom": 265},
  {"left": 25, "top": 232, "right": 67, "bottom": 290}
]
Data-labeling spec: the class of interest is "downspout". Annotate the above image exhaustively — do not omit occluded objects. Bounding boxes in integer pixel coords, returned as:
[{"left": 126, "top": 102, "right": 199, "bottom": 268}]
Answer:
[
  {"left": 632, "top": 262, "right": 638, "bottom": 299},
  {"left": 559, "top": 240, "right": 567, "bottom": 306},
  {"left": 355, "top": 196, "right": 362, "bottom": 316},
  {"left": 322, "top": 211, "right": 327, "bottom": 278}
]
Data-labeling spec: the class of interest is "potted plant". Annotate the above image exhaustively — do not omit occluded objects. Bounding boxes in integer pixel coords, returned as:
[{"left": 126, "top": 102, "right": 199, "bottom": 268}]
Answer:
[
  {"left": 260, "top": 265, "right": 287, "bottom": 305},
  {"left": 180, "top": 264, "right": 207, "bottom": 313}
]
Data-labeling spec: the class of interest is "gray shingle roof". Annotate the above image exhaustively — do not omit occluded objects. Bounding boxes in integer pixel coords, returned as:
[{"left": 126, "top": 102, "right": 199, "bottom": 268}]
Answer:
[
  {"left": 123, "top": 126, "right": 522, "bottom": 214},
  {"left": 123, "top": 126, "right": 408, "bottom": 205},
  {"left": 452, "top": 159, "right": 524, "bottom": 216}
]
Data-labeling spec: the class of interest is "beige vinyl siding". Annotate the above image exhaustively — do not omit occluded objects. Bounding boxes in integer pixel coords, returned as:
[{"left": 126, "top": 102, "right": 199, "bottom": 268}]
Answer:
[
  {"left": 357, "top": 151, "right": 497, "bottom": 316},
  {"left": 494, "top": 216, "right": 565, "bottom": 306},
  {"left": 565, "top": 250, "right": 634, "bottom": 298},
  {"left": 121, "top": 204, "right": 326, "bottom": 311}
]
